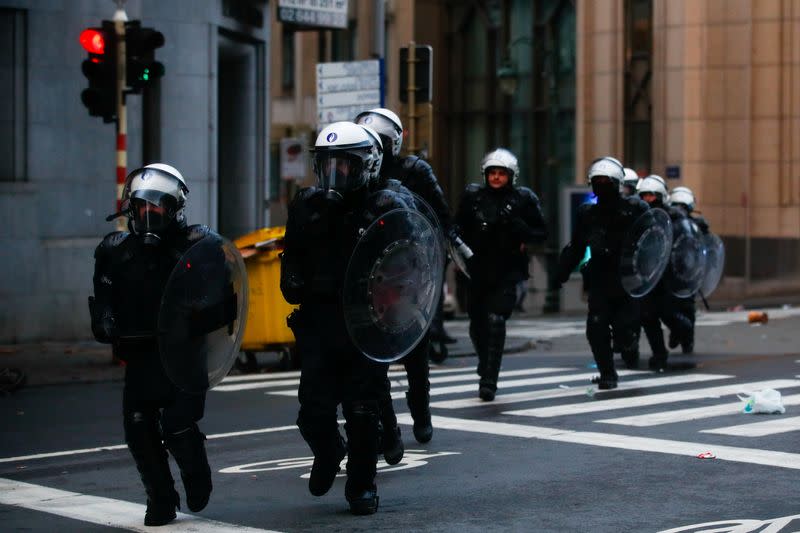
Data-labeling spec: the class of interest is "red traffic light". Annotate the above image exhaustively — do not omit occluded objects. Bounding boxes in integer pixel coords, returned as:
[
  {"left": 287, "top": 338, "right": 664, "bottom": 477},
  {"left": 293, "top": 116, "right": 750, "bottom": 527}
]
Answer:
[{"left": 79, "top": 29, "right": 106, "bottom": 55}]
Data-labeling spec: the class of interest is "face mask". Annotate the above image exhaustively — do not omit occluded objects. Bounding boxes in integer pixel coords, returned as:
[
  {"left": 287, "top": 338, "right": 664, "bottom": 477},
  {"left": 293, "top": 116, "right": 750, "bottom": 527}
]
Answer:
[{"left": 592, "top": 180, "right": 619, "bottom": 202}]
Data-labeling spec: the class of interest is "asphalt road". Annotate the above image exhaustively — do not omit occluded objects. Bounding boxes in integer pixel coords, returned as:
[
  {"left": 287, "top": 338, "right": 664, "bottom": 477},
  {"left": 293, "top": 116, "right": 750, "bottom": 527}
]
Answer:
[{"left": 2, "top": 310, "right": 800, "bottom": 532}]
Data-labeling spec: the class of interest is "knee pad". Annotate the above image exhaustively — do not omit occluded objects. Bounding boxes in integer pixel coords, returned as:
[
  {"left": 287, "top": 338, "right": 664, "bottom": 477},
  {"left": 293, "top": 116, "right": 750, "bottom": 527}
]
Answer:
[{"left": 124, "top": 410, "right": 160, "bottom": 448}]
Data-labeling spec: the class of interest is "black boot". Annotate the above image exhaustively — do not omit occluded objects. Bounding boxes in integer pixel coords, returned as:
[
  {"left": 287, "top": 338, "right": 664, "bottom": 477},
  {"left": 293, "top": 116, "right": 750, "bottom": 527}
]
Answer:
[
  {"left": 378, "top": 394, "right": 404, "bottom": 465},
  {"left": 478, "top": 314, "right": 505, "bottom": 402},
  {"left": 648, "top": 354, "right": 669, "bottom": 372},
  {"left": 125, "top": 415, "right": 180, "bottom": 526},
  {"left": 620, "top": 349, "right": 640, "bottom": 370},
  {"left": 299, "top": 422, "right": 347, "bottom": 497},
  {"left": 310, "top": 436, "right": 346, "bottom": 496},
  {"left": 344, "top": 403, "right": 380, "bottom": 515},
  {"left": 406, "top": 391, "right": 432, "bottom": 443},
  {"left": 164, "top": 426, "right": 212, "bottom": 513},
  {"left": 591, "top": 371, "right": 619, "bottom": 390},
  {"left": 405, "top": 346, "right": 433, "bottom": 443}
]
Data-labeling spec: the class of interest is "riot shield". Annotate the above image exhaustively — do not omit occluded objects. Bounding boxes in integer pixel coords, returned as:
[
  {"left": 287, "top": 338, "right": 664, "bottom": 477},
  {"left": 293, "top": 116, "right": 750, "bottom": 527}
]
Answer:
[
  {"left": 158, "top": 233, "right": 249, "bottom": 393},
  {"left": 343, "top": 208, "right": 445, "bottom": 363},
  {"left": 668, "top": 218, "right": 708, "bottom": 298},
  {"left": 699, "top": 232, "right": 725, "bottom": 297},
  {"left": 447, "top": 238, "right": 471, "bottom": 280},
  {"left": 409, "top": 192, "right": 446, "bottom": 255},
  {"left": 619, "top": 209, "right": 673, "bottom": 297}
]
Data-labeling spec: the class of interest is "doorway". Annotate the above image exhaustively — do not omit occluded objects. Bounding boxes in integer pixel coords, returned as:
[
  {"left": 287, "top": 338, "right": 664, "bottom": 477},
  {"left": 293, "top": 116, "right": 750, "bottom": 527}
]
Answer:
[{"left": 217, "top": 31, "right": 265, "bottom": 239}]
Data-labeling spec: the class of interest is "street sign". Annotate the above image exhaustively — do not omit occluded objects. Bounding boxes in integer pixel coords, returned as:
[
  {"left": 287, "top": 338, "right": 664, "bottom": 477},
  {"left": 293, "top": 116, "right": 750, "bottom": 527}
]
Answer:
[
  {"left": 278, "top": 0, "right": 348, "bottom": 30},
  {"left": 279, "top": 137, "right": 308, "bottom": 181},
  {"left": 666, "top": 165, "right": 681, "bottom": 179},
  {"left": 316, "top": 59, "right": 383, "bottom": 130}
]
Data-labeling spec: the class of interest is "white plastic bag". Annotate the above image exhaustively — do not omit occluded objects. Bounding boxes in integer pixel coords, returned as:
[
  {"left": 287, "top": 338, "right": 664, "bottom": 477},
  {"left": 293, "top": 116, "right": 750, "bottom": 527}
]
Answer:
[{"left": 737, "top": 388, "right": 786, "bottom": 414}]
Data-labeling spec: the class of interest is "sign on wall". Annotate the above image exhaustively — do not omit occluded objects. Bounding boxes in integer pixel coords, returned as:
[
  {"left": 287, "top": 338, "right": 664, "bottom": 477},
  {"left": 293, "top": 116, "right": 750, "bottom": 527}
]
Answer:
[
  {"left": 278, "top": 0, "right": 348, "bottom": 30},
  {"left": 279, "top": 137, "right": 308, "bottom": 181},
  {"left": 316, "top": 60, "right": 383, "bottom": 130}
]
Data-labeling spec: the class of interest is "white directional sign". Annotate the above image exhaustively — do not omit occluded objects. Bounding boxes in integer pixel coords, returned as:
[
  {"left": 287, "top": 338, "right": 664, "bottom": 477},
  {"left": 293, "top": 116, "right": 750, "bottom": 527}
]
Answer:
[
  {"left": 278, "top": 0, "right": 348, "bottom": 29},
  {"left": 316, "top": 59, "right": 383, "bottom": 130}
]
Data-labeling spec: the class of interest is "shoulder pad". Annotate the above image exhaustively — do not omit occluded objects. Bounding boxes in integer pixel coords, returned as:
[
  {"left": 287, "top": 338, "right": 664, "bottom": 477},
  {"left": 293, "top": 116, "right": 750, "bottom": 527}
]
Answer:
[
  {"left": 185, "top": 224, "right": 213, "bottom": 243},
  {"left": 383, "top": 178, "right": 404, "bottom": 192},
  {"left": 624, "top": 196, "right": 650, "bottom": 212},
  {"left": 95, "top": 231, "right": 130, "bottom": 257},
  {"left": 667, "top": 205, "right": 687, "bottom": 221},
  {"left": 291, "top": 187, "right": 318, "bottom": 206},
  {"left": 367, "top": 188, "right": 413, "bottom": 211},
  {"left": 516, "top": 187, "right": 539, "bottom": 202},
  {"left": 401, "top": 156, "right": 421, "bottom": 171}
]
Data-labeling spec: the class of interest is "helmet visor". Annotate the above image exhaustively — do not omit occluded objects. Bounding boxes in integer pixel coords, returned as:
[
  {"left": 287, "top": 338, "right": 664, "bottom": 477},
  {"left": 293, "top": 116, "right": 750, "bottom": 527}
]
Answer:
[
  {"left": 130, "top": 190, "right": 177, "bottom": 234},
  {"left": 314, "top": 153, "right": 366, "bottom": 192}
]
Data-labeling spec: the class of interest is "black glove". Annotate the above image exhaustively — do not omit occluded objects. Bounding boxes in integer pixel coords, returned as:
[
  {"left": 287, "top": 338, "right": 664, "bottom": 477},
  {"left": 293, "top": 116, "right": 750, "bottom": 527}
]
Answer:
[{"left": 89, "top": 296, "right": 117, "bottom": 343}]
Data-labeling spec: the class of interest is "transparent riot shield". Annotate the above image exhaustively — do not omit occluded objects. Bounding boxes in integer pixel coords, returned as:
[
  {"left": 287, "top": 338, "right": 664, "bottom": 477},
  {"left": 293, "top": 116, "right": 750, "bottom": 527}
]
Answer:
[
  {"left": 699, "top": 232, "right": 725, "bottom": 297},
  {"left": 668, "top": 218, "right": 708, "bottom": 298},
  {"left": 410, "top": 192, "right": 446, "bottom": 256},
  {"left": 343, "top": 208, "right": 445, "bottom": 363},
  {"left": 158, "top": 233, "right": 249, "bottom": 393},
  {"left": 619, "top": 209, "right": 673, "bottom": 297}
]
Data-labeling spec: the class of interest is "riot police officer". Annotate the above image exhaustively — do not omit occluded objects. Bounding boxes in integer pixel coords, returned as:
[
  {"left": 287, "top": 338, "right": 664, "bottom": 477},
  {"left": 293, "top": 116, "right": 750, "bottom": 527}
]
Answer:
[
  {"left": 281, "top": 121, "right": 410, "bottom": 515},
  {"left": 89, "top": 164, "right": 213, "bottom": 526},
  {"left": 667, "top": 186, "right": 708, "bottom": 353},
  {"left": 621, "top": 167, "right": 640, "bottom": 197},
  {"left": 637, "top": 175, "right": 694, "bottom": 371},
  {"left": 557, "top": 157, "right": 650, "bottom": 389},
  {"left": 455, "top": 148, "right": 547, "bottom": 401},
  {"left": 355, "top": 108, "right": 452, "bottom": 443}
]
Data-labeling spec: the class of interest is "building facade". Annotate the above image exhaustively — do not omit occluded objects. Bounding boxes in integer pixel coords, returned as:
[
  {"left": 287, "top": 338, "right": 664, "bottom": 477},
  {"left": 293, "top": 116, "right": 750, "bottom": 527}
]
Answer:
[{"left": 0, "top": 0, "right": 271, "bottom": 341}]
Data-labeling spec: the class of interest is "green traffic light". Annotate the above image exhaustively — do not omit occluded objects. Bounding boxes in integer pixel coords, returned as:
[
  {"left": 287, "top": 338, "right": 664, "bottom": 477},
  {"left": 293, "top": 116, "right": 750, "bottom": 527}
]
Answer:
[{"left": 142, "top": 68, "right": 150, "bottom": 81}]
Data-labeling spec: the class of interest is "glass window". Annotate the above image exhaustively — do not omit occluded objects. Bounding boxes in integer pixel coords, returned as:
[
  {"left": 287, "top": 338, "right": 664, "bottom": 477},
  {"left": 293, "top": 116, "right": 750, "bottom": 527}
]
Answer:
[{"left": 281, "top": 29, "right": 294, "bottom": 90}]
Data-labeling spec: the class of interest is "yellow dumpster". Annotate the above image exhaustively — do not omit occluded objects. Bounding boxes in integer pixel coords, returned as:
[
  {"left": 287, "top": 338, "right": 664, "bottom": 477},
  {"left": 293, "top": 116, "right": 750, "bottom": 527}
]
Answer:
[{"left": 234, "top": 226, "right": 298, "bottom": 370}]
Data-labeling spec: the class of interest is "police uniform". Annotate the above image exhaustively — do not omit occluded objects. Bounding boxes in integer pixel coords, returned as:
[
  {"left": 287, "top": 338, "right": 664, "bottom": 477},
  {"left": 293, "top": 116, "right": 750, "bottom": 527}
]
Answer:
[
  {"left": 280, "top": 121, "right": 408, "bottom": 515},
  {"left": 558, "top": 157, "right": 650, "bottom": 389},
  {"left": 89, "top": 164, "right": 212, "bottom": 527},
  {"left": 456, "top": 149, "right": 547, "bottom": 400}
]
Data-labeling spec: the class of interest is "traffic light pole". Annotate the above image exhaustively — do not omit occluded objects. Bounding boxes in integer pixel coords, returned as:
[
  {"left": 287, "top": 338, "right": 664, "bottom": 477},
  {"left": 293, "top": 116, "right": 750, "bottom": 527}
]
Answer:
[
  {"left": 407, "top": 41, "right": 417, "bottom": 154},
  {"left": 113, "top": 5, "right": 128, "bottom": 231}
]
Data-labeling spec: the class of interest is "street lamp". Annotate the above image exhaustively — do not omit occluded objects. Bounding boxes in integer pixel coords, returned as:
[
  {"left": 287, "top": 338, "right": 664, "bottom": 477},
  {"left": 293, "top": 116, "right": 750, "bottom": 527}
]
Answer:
[{"left": 495, "top": 36, "right": 533, "bottom": 96}]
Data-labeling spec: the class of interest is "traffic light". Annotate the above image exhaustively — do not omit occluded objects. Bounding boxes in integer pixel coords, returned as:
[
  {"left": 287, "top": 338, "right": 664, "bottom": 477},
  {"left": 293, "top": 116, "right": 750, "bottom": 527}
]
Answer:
[
  {"left": 125, "top": 21, "right": 164, "bottom": 93},
  {"left": 399, "top": 45, "right": 433, "bottom": 104},
  {"left": 79, "top": 21, "right": 117, "bottom": 122}
]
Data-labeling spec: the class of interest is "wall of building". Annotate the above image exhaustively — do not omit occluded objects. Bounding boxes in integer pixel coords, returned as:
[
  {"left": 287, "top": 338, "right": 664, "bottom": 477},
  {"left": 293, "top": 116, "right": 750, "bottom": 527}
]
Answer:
[
  {"left": 576, "top": 0, "right": 800, "bottom": 298},
  {"left": 0, "top": 0, "right": 270, "bottom": 342}
]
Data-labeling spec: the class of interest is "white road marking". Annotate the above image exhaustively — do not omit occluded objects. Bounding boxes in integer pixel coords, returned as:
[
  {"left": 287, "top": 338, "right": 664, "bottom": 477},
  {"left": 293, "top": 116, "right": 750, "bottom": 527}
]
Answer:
[
  {"left": 0, "top": 477, "right": 281, "bottom": 532},
  {"left": 598, "top": 393, "right": 800, "bottom": 427},
  {"left": 442, "top": 307, "right": 800, "bottom": 341},
  {"left": 0, "top": 425, "right": 298, "bottom": 465},
  {"left": 505, "top": 379, "right": 800, "bottom": 418},
  {"left": 701, "top": 415, "right": 800, "bottom": 437},
  {"left": 429, "top": 373, "right": 732, "bottom": 409},
  {"left": 396, "top": 414, "right": 800, "bottom": 470},
  {"left": 268, "top": 367, "right": 589, "bottom": 398},
  {"left": 218, "top": 367, "right": 569, "bottom": 393}
]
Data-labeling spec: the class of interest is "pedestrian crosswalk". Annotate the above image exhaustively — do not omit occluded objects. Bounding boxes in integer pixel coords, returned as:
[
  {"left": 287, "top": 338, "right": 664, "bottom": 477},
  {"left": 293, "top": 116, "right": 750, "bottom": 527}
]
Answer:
[
  {"left": 442, "top": 306, "right": 800, "bottom": 341},
  {"left": 217, "top": 364, "right": 800, "bottom": 467}
]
